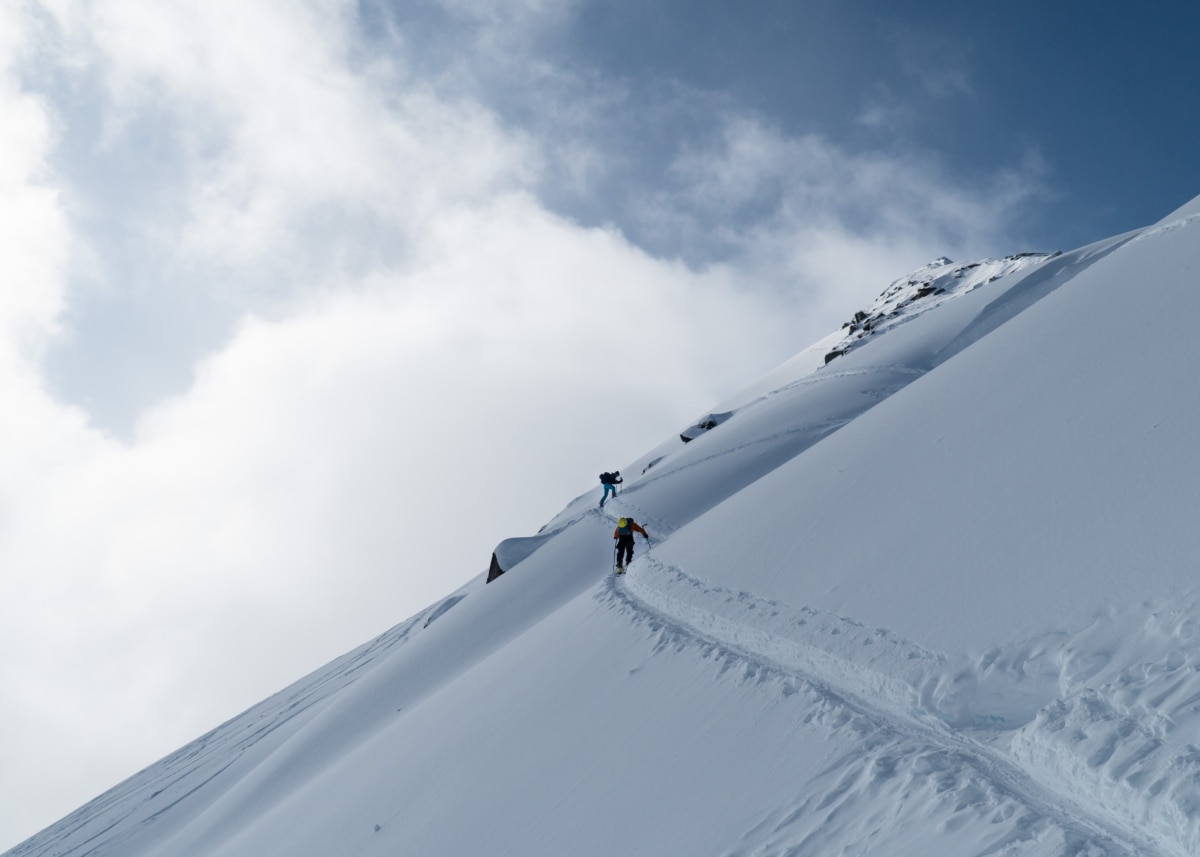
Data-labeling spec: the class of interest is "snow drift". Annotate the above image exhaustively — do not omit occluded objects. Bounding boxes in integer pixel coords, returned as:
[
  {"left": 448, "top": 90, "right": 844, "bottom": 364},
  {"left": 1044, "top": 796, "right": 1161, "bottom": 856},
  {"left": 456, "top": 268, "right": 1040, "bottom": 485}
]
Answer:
[{"left": 11, "top": 196, "right": 1200, "bottom": 857}]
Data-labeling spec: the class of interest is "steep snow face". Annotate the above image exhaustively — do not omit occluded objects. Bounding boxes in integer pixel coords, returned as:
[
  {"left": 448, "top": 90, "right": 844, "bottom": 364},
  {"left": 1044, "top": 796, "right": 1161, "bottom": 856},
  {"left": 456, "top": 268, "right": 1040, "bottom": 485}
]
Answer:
[
  {"left": 12, "top": 198, "right": 1200, "bottom": 857},
  {"left": 672, "top": 218, "right": 1196, "bottom": 653}
]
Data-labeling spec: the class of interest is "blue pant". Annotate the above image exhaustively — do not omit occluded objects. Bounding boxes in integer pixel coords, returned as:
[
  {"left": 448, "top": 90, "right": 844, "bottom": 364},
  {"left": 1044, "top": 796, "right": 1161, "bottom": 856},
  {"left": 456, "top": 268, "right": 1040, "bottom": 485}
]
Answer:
[{"left": 601, "top": 483, "right": 617, "bottom": 504}]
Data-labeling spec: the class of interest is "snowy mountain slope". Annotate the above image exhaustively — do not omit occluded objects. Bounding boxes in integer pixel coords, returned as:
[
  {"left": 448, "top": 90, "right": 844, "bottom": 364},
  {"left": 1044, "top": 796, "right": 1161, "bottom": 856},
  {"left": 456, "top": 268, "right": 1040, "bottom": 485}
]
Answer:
[{"left": 11, "top": 198, "right": 1200, "bottom": 857}]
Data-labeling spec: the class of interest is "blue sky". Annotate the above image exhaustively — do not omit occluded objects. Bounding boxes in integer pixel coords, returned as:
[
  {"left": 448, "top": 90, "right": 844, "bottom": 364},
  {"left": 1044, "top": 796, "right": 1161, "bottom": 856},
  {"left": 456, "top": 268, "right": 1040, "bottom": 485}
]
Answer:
[
  {"left": 451, "top": 0, "right": 1200, "bottom": 257},
  {"left": 3, "top": 0, "right": 1199, "bottom": 848}
]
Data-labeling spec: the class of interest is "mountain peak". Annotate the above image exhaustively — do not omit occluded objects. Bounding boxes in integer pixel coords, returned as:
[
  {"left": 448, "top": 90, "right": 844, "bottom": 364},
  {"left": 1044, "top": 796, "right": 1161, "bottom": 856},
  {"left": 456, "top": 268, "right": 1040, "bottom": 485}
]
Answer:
[{"left": 822, "top": 251, "right": 1057, "bottom": 365}]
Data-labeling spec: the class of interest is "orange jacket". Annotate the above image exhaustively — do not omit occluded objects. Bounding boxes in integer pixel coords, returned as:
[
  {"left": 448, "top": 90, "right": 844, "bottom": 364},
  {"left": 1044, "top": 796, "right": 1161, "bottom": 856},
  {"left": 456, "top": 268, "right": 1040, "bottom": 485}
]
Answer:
[{"left": 613, "top": 521, "right": 648, "bottom": 539}]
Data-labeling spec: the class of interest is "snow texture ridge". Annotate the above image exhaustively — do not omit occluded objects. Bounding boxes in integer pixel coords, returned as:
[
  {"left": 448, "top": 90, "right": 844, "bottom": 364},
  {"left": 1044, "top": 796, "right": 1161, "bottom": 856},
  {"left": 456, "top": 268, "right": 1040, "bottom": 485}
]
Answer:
[{"left": 611, "top": 559, "right": 1169, "bottom": 857}]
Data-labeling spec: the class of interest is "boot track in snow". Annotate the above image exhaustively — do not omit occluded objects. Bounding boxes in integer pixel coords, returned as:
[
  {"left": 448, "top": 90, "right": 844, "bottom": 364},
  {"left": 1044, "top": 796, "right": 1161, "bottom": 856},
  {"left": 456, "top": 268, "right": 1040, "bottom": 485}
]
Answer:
[{"left": 604, "top": 560, "right": 1175, "bottom": 857}]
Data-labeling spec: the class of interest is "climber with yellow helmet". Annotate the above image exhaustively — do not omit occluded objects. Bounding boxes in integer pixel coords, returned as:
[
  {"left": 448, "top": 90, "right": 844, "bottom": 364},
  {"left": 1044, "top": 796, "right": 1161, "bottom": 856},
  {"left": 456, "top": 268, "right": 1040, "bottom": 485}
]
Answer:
[{"left": 613, "top": 517, "right": 649, "bottom": 574}]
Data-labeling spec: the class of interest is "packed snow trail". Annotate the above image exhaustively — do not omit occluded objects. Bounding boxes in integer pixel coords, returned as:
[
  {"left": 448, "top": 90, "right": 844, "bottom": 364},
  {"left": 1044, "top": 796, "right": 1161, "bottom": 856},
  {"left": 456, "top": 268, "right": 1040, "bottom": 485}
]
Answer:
[{"left": 607, "top": 559, "right": 1179, "bottom": 857}]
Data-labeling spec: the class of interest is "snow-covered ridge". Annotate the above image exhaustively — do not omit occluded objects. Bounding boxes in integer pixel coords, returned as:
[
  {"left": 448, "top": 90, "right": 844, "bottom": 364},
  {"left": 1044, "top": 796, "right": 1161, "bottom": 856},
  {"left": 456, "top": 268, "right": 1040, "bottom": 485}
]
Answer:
[
  {"left": 821, "top": 253, "right": 1057, "bottom": 365},
  {"left": 12, "top": 197, "right": 1200, "bottom": 857}
]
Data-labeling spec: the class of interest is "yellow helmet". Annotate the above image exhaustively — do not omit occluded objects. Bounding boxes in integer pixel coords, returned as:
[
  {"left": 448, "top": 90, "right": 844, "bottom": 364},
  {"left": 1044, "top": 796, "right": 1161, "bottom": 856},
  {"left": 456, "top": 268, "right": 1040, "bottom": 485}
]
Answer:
[{"left": 618, "top": 518, "right": 628, "bottom": 527}]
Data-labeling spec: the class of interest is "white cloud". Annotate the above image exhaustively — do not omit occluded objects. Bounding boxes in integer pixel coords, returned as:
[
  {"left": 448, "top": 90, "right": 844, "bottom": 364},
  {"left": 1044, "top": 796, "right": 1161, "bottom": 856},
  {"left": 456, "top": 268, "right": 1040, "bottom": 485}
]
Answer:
[
  {"left": 432, "top": 0, "right": 581, "bottom": 42},
  {"left": 0, "top": 6, "right": 69, "bottom": 367},
  {"left": 42, "top": 0, "right": 538, "bottom": 274},
  {"left": 670, "top": 116, "right": 1041, "bottom": 249},
  {"left": 643, "top": 114, "right": 1047, "bottom": 330}
]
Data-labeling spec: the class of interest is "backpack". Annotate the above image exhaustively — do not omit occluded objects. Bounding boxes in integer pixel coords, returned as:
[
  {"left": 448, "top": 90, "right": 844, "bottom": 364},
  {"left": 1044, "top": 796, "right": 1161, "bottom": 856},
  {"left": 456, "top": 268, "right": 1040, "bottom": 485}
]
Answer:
[{"left": 600, "top": 472, "right": 613, "bottom": 484}]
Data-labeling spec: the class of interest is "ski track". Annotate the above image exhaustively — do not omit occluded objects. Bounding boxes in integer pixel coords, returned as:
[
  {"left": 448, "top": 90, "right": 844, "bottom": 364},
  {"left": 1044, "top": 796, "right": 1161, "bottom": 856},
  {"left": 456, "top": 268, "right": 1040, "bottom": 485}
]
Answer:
[{"left": 604, "top": 558, "right": 1177, "bottom": 857}]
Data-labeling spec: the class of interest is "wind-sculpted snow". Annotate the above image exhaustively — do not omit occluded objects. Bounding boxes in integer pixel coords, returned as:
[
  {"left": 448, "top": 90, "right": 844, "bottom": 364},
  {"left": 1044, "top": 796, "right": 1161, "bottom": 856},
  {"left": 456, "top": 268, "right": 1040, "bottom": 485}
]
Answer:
[
  {"left": 1006, "top": 596, "right": 1200, "bottom": 855},
  {"left": 613, "top": 558, "right": 1198, "bottom": 856}
]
